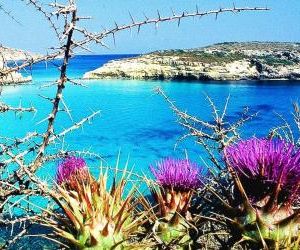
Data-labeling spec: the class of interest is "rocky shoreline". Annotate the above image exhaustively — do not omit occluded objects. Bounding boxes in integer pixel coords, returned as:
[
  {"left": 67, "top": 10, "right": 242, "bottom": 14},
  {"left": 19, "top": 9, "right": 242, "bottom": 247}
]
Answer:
[
  {"left": 83, "top": 42, "right": 300, "bottom": 81},
  {"left": 0, "top": 46, "right": 39, "bottom": 85}
]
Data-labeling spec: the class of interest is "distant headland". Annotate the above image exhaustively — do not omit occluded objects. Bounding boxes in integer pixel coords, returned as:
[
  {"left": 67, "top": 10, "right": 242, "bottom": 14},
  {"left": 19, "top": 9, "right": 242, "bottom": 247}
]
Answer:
[{"left": 83, "top": 42, "right": 300, "bottom": 81}]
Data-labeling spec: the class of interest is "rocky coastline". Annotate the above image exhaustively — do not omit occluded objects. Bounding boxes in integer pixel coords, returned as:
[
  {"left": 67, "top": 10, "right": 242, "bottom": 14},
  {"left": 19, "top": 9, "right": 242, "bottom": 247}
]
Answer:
[
  {"left": 0, "top": 46, "right": 39, "bottom": 85},
  {"left": 83, "top": 42, "right": 300, "bottom": 81}
]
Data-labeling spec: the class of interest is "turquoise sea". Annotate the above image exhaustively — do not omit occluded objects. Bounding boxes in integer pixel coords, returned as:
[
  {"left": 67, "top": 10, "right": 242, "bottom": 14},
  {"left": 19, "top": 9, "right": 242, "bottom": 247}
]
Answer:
[{"left": 1, "top": 55, "right": 300, "bottom": 181}]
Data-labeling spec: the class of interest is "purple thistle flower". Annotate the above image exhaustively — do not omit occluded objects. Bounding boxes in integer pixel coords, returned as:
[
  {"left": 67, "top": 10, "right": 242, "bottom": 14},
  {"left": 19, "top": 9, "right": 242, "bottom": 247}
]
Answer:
[
  {"left": 56, "top": 156, "right": 87, "bottom": 185},
  {"left": 224, "top": 138, "right": 300, "bottom": 203},
  {"left": 150, "top": 158, "right": 202, "bottom": 192}
]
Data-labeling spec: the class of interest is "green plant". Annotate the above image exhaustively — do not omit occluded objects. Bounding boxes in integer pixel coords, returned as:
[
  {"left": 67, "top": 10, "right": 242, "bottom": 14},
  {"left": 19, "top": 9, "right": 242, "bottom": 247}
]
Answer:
[
  {"left": 148, "top": 158, "right": 203, "bottom": 248},
  {"left": 42, "top": 159, "right": 146, "bottom": 249},
  {"left": 222, "top": 138, "right": 300, "bottom": 248}
]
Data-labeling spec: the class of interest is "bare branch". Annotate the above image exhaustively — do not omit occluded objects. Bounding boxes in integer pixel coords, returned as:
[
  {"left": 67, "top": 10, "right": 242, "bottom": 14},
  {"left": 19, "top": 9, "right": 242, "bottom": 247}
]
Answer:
[{"left": 0, "top": 102, "right": 36, "bottom": 113}]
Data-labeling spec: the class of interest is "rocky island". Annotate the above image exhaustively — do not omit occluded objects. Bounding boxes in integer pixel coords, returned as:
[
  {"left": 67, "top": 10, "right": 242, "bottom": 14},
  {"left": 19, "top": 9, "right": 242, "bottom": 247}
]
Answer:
[
  {"left": 83, "top": 42, "right": 300, "bottom": 81},
  {"left": 0, "top": 46, "right": 38, "bottom": 85}
]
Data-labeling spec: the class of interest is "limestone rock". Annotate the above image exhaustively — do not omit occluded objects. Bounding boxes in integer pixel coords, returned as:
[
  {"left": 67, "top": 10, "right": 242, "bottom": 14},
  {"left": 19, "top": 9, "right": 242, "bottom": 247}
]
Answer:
[
  {"left": 0, "top": 46, "right": 38, "bottom": 85},
  {"left": 83, "top": 42, "right": 300, "bottom": 81}
]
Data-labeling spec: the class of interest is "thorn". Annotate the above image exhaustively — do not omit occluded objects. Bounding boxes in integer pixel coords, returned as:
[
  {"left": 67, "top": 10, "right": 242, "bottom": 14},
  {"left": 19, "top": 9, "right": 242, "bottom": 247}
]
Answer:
[
  {"left": 137, "top": 24, "right": 141, "bottom": 34},
  {"left": 129, "top": 11, "right": 135, "bottom": 23},
  {"left": 38, "top": 94, "right": 53, "bottom": 102},
  {"left": 157, "top": 10, "right": 161, "bottom": 20},
  {"left": 112, "top": 33, "right": 116, "bottom": 46},
  {"left": 171, "top": 8, "right": 175, "bottom": 16},
  {"left": 196, "top": 5, "right": 199, "bottom": 14},
  {"left": 143, "top": 12, "right": 149, "bottom": 20},
  {"left": 177, "top": 18, "right": 181, "bottom": 27},
  {"left": 36, "top": 115, "right": 52, "bottom": 125},
  {"left": 100, "top": 41, "right": 110, "bottom": 50}
]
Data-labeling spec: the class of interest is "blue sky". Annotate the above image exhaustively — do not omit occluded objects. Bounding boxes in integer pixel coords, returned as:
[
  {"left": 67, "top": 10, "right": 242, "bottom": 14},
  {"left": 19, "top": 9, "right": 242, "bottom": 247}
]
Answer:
[{"left": 0, "top": 0, "right": 299, "bottom": 54}]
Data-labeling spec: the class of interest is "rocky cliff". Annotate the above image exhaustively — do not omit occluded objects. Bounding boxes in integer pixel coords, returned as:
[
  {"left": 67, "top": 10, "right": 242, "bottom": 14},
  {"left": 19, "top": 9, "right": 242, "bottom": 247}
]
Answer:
[
  {"left": 83, "top": 42, "right": 300, "bottom": 81},
  {"left": 0, "top": 46, "right": 39, "bottom": 85}
]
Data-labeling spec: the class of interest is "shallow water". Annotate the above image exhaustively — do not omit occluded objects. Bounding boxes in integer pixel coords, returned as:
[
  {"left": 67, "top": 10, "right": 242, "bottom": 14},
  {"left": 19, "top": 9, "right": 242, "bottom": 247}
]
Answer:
[{"left": 1, "top": 55, "right": 300, "bottom": 181}]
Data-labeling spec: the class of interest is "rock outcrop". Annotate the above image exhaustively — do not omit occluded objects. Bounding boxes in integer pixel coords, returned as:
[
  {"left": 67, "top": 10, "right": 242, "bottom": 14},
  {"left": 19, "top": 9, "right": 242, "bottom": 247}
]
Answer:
[
  {"left": 0, "top": 46, "right": 39, "bottom": 85},
  {"left": 83, "top": 42, "right": 300, "bottom": 81}
]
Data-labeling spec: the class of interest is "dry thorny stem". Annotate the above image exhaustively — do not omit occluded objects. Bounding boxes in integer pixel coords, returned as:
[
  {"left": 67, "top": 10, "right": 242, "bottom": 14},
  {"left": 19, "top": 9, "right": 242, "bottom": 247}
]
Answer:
[
  {"left": 0, "top": 0, "right": 269, "bottom": 248},
  {"left": 156, "top": 87, "right": 257, "bottom": 170},
  {"left": 268, "top": 101, "right": 300, "bottom": 145}
]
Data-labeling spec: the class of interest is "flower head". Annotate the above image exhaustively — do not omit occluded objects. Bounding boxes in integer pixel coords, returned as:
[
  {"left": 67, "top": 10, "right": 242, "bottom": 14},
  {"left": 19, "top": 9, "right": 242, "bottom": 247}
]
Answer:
[
  {"left": 150, "top": 158, "right": 202, "bottom": 192},
  {"left": 150, "top": 158, "right": 202, "bottom": 245},
  {"left": 56, "top": 156, "right": 88, "bottom": 186},
  {"left": 224, "top": 138, "right": 300, "bottom": 203}
]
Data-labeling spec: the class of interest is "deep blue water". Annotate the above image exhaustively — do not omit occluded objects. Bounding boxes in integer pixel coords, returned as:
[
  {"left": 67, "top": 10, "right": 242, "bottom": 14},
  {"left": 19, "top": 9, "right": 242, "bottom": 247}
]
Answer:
[{"left": 1, "top": 55, "right": 300, "bottom": 182}]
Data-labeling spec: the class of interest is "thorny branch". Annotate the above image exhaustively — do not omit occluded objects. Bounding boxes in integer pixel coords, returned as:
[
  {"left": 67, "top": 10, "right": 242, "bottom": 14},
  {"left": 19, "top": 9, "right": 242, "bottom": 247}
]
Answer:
[
  {"left": 0, "top": 2, "right": 21, "bottom": 25},
  {"left": 156, "top": 87, "right": 257, "bottom": 169},
  {"left": 0, "top": 2, "right": 100, "bottom": 247},
  {"left": 30, "top": 0, "right": 78, "bottom": 172},
  {"left": 0, "top": 102, "right": 35, "bottom": 113},
  {"left": 21, "top": 0, "right": 60, "bottom": 38},
  {"left": 269, "top": 101, "right": 300, "bottom": 145}
]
